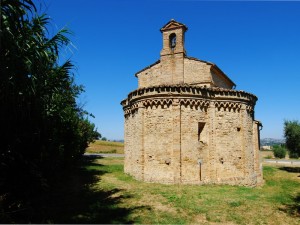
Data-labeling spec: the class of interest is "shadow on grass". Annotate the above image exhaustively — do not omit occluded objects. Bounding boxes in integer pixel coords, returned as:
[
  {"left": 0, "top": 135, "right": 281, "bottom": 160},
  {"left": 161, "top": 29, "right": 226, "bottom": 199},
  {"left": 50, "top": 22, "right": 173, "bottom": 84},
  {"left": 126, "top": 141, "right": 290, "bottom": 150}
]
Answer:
[
  {"left": 279, "top": 167, "right": 300, "bottom": 173},
  {"left": 2, "top": 156, "right": 142, "bottom": 223},
  {"left": 279, "top": 193, "right": 300, "bottom": 218}
]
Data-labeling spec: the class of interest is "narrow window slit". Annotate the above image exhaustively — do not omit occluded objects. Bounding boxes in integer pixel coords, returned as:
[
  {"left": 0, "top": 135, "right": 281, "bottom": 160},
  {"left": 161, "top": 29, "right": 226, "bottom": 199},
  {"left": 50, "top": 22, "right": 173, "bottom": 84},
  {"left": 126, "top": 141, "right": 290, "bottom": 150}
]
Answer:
[{"left": 198, "top": 122, "right": 205, "bottom": 141}]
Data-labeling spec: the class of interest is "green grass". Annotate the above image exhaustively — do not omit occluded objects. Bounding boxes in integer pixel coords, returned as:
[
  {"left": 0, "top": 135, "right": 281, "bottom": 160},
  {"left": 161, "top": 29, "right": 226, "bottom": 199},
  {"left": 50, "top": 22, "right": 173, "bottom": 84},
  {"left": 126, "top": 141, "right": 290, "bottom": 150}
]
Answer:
[
  {"left": 4, "top": 156, "right": 299, "bottom": 224},
  {"left": 86, "top": 158, "right": 300, "bottom": 224}
]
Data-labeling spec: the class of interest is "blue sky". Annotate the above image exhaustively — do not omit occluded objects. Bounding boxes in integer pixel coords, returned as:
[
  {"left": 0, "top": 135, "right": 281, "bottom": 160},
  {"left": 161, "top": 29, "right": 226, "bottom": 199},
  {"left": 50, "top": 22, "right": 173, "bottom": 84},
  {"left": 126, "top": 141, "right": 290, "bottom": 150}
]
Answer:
[{"left": 39, "top": 0, "right": 300, "bottom": 140}]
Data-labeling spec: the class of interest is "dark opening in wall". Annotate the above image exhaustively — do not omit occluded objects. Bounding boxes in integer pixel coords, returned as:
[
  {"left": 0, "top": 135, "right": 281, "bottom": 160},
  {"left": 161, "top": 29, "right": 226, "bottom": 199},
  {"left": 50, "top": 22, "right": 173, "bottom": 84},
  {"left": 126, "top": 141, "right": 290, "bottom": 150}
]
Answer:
[
  {"left": 169, "top": 33, "right": 176, "bottom": 51},
  {"left": 198, "top": 122, "right": 205, "bottom": 141}
]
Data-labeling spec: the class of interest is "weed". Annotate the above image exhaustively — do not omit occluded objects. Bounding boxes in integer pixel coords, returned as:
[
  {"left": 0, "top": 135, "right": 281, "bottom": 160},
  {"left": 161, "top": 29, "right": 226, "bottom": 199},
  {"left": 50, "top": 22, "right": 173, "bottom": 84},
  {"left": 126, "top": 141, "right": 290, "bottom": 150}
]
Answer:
[{"left": 228, "top": 200, "right": 243, "bottom": 207}]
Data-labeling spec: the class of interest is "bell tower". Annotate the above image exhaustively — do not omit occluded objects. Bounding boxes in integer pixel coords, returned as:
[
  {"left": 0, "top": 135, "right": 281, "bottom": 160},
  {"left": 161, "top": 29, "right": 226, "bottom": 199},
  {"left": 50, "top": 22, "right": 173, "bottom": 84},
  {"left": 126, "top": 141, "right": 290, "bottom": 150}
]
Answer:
[
  {"left": 160, "top": 19, "right": 188, "bottom": 84},
  {"left": 160, "top": 19, "right": 188, "bottom": 56}
]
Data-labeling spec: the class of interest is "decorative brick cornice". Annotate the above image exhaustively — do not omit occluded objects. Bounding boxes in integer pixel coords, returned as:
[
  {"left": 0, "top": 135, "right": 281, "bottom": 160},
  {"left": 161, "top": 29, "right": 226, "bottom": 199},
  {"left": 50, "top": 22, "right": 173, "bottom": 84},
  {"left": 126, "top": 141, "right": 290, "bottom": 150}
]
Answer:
[{"left": 121, "top": 85, "right": 257, "bottom": 116}]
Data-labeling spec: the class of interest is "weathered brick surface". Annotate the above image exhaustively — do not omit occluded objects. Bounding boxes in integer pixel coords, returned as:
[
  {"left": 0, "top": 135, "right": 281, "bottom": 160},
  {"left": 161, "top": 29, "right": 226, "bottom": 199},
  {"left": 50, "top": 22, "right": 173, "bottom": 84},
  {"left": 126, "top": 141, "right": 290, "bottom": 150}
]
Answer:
[
  {"left": 122, "top": 20, "right": 263, "bottom": 186},
  {"left": 183, "top": 58, "right": 211, "bottom": 87},
  {"left": 137, "top": 58, "right": 233, "bottom": 89}
]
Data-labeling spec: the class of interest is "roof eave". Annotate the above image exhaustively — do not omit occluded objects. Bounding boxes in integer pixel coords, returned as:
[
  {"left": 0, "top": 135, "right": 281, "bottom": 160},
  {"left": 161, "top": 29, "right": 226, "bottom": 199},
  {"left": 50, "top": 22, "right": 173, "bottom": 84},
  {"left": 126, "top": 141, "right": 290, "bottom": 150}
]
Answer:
[
  {"left": 160, "top": 19, "right": 188, "bottom": 33},
  {"left": 211, "top": 64, "right": 236, "bottom": 87},
  {"left": 135, "top": 60, "right": 160, "bottom": 77},
  {"left": 185, "top": 56, "right": 236, "bottom": 88}
]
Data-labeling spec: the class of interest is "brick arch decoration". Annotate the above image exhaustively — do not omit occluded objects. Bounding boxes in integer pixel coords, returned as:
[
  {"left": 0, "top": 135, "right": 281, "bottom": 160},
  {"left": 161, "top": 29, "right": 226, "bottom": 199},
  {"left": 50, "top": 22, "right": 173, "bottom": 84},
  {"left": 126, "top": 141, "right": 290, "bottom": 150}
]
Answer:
[
  {"left": 214, "top": 101, "right": 242, "bottom": 112},
  {"left": 143, "top": 99, "right": 173, "bottom": 109},
  {"left": 180, "top": 99, "right": 210, "bottom": 111}
]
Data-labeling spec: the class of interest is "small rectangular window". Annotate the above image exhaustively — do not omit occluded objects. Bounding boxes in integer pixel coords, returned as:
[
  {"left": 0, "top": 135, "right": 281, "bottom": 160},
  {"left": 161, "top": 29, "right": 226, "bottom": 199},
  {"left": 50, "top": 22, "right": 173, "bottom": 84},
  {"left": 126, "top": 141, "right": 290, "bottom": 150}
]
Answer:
[{"left": 198, "top": 122, "right": 205, "bottom": 141}]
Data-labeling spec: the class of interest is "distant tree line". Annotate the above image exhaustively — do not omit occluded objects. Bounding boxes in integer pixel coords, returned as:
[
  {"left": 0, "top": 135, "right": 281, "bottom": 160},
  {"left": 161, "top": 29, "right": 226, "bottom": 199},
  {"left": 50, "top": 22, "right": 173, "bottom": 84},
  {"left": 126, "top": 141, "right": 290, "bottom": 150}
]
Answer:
[{"left": 0, "top": 0, "right": 100, "bottom": 221}]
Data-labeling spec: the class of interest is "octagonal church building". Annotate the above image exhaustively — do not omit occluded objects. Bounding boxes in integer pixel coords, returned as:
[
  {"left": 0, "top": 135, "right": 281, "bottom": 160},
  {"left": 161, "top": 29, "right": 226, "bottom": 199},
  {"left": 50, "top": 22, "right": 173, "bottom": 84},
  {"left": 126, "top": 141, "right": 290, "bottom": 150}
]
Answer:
[{"left": 121, "top": 20, "right": 263, "bottom": 186}]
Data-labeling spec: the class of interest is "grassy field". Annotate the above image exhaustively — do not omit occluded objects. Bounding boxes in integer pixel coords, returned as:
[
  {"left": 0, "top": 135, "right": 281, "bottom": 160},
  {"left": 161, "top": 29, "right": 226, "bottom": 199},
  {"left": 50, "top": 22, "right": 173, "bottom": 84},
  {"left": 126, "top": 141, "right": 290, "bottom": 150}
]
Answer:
[
  {"left": 86, "top": 140, "right": 124, "bottom": 154},
  {"left": 19, "top": 156, "right": 298, "bottom": 224},
  {"left": 260, "top": 150, "right": 274, "bottom": 159},
  {"left": 86, "top": 158, "right": 299, "bottom": 224}
]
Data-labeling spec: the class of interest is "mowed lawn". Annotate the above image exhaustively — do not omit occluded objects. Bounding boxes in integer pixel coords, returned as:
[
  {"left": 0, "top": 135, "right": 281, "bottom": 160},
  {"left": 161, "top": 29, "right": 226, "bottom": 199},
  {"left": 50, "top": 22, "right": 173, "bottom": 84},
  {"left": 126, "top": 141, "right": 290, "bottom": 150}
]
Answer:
[
  {"left": 32, "top": 156, "right": 299, "bottom": 224},
  {"left": 86, "top": 140, "right": 124, "bottom": 154}
]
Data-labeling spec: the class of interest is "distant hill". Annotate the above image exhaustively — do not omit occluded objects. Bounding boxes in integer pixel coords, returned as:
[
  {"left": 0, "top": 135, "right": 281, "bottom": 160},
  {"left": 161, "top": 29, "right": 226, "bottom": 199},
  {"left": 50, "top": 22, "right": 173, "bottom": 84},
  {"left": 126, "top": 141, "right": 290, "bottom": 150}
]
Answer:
[{"left": 260, "top": 138, "right": 285, "bottom": 146}]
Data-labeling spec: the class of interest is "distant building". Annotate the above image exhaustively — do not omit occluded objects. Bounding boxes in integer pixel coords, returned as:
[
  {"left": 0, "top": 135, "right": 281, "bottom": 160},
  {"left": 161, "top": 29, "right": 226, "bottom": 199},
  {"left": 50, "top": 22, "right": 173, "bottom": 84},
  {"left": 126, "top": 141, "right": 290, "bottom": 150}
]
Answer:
[
  {"left": 121, "top": 20, "right": 263, "bottom": 186},
  {"left": 261, "top": 146, "right": 272, "bottom": 150}
]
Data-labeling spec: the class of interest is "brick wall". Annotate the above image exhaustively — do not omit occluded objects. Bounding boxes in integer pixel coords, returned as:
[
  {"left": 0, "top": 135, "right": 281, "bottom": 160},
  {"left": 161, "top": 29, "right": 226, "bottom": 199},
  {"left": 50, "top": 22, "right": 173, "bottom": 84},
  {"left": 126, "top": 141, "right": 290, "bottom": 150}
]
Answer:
[{"left": 122, "top": 87, "right": 263, "bottom": 186}]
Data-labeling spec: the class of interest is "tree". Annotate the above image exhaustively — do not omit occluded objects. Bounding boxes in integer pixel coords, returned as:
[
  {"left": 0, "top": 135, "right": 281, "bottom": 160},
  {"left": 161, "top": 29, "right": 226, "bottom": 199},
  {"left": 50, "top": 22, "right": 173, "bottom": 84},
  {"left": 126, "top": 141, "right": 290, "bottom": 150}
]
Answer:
[
  {"left": 273, "top": 145, "right": 286, "bottom": 159},
  {"left": 1, "top": 0, "right": 100, "bottom": 218},
  {"left": 284, "top": 120, "right": 300, "bottom": 158}
]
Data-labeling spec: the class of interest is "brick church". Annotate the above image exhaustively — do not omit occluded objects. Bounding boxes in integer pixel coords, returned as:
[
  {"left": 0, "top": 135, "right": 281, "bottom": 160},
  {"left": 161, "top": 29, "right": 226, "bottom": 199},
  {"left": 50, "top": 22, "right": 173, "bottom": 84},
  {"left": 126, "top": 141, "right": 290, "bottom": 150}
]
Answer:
[{"left": 121, "top": 20, "right": 263, "bottom": 186}]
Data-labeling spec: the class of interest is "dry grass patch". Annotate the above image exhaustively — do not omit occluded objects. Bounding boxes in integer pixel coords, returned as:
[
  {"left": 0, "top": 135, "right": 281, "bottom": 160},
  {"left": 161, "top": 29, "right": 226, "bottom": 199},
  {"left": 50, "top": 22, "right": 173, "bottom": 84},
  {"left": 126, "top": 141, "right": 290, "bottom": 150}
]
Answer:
[
  {"left": 260, "top": 150, "right": 274, "bottom": 159},
  {"left": 86, "top": 140, "right": 124, "bottom": 154}
]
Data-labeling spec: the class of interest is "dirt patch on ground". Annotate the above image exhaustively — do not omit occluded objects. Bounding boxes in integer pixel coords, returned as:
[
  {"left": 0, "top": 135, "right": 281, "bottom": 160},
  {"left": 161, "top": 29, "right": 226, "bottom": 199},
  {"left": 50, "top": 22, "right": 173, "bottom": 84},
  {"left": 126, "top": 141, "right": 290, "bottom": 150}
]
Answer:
[{"left": 138, "top": 194, "right": 177, "bottom": 214}]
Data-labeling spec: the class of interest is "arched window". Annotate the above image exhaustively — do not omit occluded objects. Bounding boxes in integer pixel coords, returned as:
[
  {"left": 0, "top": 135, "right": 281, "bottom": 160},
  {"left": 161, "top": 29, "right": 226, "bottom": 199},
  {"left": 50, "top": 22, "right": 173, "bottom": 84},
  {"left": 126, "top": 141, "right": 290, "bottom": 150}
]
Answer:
[{"left": 169, "top": 33, "right": 176, "bottom": 51}]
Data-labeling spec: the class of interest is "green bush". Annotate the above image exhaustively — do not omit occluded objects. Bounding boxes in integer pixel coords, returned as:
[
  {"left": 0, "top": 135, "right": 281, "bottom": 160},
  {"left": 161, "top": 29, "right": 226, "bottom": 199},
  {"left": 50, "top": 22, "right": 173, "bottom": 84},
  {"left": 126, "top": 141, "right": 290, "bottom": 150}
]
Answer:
[{"left": 273, "top": 145, "right": 287, "bottom": 159}]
